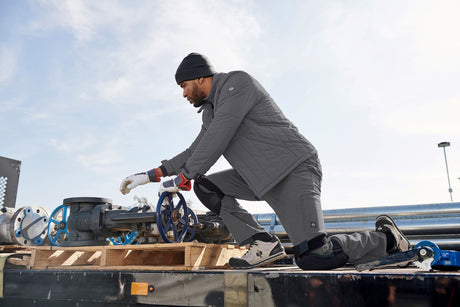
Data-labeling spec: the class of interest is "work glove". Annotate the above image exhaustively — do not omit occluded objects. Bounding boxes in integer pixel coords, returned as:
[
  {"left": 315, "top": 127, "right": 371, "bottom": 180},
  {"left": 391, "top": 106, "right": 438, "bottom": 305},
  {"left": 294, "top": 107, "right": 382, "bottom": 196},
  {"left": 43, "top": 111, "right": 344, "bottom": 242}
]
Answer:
[
  {"left": 158, "top": 173, "right": 191, "bottom": 194},
  {"left": 120, "top": 169, "right": 161, "bottom": 195}
]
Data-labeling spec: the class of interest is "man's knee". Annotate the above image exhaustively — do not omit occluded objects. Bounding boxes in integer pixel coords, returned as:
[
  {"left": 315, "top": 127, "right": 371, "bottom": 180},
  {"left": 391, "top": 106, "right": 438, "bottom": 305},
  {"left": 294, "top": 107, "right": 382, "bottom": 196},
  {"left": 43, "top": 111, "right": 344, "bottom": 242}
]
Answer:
[
  {"left": 295, "top": 251, "right": 348, "bottom": 270},
  {"left": 294, "top": 237, "right": 348, "bottom": 270},
  {"left": 194, "top": 176, "right": 225, "bottom": 215}
]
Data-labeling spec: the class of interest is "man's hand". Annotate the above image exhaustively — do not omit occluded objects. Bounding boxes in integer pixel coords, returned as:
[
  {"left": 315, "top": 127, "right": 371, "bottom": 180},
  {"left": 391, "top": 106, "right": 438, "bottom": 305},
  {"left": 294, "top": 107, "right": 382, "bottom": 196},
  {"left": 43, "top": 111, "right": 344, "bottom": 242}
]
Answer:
[
  {"left": 158, "top": 173, "right": 191, "bottom": 194},
  {"left": 120, "top": 168, "right": 162, "bottom": 195},
  {"left": 120, "top": 173, "right": 150, "bottom": 195}
]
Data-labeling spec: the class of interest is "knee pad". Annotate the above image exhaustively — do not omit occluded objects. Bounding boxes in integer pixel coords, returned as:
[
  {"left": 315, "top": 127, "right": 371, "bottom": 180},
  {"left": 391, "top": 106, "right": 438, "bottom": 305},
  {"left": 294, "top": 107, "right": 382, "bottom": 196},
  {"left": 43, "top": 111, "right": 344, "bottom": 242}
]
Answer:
[
  {"left": 193, "top": 176, "right": 224, "bottom": 215},
  {"left": 295, "top": 251, "right": 348, "bottom": 270},
  {"left": 294, "top": 237, "right": 348, "bottom": 270}
]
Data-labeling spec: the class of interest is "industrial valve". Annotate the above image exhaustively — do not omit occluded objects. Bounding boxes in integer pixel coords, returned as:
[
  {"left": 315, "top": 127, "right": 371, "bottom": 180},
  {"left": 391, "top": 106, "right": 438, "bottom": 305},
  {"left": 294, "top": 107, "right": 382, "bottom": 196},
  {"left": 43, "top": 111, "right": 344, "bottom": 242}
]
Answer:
[
  {"left": 0, "top": 206, "right": 49, "bottom": 246},
  {"left": 47, "top": 192, "right": 200, "bottom": 246}
]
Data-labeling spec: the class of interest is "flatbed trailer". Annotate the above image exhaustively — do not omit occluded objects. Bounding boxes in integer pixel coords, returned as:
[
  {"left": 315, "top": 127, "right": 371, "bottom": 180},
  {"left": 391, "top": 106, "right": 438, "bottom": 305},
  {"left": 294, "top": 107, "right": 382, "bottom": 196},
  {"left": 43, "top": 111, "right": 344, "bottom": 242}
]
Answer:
[{"left": 1, "top": 245, "right": 460, "bottom": 306}]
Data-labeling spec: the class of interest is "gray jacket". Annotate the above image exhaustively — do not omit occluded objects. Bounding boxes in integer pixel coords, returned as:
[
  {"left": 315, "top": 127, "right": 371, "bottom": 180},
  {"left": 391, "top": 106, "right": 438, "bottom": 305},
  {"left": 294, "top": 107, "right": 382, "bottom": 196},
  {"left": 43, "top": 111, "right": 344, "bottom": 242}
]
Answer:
[{"left": 161, "top": 71, "right": 317, "bottom": 198}]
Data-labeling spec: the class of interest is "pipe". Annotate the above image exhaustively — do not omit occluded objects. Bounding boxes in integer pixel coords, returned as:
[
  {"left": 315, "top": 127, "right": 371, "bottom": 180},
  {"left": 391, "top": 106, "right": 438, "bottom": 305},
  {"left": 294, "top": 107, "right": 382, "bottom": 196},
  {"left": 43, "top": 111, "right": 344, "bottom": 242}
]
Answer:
[{"left": 253, "top": 202, "right": 460, "bottom": 250}]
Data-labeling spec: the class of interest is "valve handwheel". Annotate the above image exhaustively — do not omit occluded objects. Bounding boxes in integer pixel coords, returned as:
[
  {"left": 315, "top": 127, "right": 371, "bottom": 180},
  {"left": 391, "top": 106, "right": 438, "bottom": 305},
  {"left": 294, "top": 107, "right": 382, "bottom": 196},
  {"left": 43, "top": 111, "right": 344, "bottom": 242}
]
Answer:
[
  {"left": 182, "top": 208, "right": 198, "bottom": 242},
  {"left": 47, "top": 204, "right": 69, "bottom": 246},
  {"left": 156, "top": 192, "right": 197, "bottom": 243},
  {"left": 108, "top": 231, "right": 139, "bottom": 245}
]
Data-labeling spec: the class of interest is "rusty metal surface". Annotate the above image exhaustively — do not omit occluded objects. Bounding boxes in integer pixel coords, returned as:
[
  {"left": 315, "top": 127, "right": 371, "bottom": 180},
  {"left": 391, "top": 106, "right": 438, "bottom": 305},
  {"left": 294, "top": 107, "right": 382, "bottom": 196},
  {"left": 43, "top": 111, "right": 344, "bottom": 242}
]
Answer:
[{"left": 1, "top": 265, "right": 460, "bottom": 306}]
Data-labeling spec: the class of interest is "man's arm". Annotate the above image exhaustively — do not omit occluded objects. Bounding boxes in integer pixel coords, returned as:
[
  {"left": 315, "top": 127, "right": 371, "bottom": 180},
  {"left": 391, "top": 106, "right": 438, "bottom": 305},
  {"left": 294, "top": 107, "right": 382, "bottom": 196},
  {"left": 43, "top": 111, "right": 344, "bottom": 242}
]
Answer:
[
  {"left": 182, "top": 73, "right": 257, "bottom": 179},
  {"left": 158, "top": 124, "right": 207, "bottom": 176},
  {"left": 119, "top": 125, "right": 206, "bottom": 195}
]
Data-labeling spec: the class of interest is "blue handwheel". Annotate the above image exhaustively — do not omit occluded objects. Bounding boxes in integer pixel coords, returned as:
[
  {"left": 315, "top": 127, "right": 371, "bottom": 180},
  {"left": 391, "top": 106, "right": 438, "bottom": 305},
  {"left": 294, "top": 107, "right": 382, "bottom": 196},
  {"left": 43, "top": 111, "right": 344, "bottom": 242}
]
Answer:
[
  {"left": 108, "top": 231, "right": 139, "bottom": 245},
  {"left": 156, "top": 192, "right": 189, "bottom": 243},
  {"left": 47, "top": 205, "right": 69, "bottom": 246},
  {"left": 182, "top": 208, "right": 198, "bottom": 242}
]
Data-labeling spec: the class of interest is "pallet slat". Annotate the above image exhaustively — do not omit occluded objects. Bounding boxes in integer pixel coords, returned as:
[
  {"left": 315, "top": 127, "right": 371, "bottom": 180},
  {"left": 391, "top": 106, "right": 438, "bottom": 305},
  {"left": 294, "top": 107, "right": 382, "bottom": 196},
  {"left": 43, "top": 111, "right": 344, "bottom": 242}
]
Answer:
[{"left": 30, "top": 242, "right": 247, "bottom": 271}]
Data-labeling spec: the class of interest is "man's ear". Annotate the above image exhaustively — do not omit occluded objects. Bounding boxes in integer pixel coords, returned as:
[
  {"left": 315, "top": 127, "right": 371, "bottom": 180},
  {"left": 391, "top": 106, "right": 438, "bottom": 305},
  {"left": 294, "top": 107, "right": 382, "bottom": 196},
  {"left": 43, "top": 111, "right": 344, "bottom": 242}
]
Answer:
[{"left": 197, "top": 77, "right": 205, "bottom": 85}]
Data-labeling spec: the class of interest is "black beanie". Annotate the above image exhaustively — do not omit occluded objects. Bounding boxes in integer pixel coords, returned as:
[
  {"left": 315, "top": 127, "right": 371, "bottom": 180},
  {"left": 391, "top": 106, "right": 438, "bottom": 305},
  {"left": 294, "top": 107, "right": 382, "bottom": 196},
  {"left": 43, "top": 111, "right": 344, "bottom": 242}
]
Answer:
[{"left": 175, "top": 53, "right": 216, "bottom": 84}]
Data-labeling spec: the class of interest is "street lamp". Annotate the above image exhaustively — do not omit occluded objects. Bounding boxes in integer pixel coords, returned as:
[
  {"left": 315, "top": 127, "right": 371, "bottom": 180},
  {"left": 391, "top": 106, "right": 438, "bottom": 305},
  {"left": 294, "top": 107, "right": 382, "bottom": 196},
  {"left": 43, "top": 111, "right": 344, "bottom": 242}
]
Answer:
[{"left": 438, "top": 142, "right": 453, "bottom": 201}]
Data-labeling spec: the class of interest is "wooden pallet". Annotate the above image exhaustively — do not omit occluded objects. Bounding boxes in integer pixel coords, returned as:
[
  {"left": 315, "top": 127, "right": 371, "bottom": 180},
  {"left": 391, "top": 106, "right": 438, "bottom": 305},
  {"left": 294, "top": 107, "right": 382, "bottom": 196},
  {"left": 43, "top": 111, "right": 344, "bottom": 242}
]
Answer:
[
  {"left": 30, "top": 242, "right": 247, "bottom": 271},
  {"left": 0, "top": 245, "right": 31, "bottom": 253}
]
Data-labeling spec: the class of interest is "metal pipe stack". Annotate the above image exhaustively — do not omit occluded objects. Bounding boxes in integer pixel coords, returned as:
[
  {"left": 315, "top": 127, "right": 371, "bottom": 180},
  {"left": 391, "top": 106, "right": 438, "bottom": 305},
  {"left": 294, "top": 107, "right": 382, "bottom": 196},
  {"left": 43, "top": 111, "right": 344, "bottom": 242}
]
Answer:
[{"left": 253, "top": 202, "right": 460, "bottom": 250}]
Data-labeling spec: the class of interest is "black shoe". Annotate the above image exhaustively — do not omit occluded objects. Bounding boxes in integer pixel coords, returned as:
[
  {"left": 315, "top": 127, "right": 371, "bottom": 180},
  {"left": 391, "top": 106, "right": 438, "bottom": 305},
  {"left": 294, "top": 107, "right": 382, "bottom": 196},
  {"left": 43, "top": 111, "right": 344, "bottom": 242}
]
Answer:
[{"left": 376, "top": 215, "right": 410, "bottom": 254}]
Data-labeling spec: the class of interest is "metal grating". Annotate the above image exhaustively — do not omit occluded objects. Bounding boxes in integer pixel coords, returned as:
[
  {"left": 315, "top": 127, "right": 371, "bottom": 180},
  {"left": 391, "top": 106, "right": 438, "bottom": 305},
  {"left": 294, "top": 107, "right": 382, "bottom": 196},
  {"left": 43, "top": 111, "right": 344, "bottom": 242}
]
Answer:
[
  {"left": 0, "top": 176, "right": 7, "bottom": 207},
  {"left": 0, "top": 156, "right": 21, "bottom": 208}
]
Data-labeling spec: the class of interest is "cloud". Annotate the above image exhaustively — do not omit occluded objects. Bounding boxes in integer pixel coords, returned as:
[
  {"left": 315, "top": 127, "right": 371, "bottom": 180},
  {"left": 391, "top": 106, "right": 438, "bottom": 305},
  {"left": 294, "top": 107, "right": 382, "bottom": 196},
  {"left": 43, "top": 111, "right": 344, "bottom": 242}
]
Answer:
[
  {"left": 31, "top": 0, "right": 121, "bottom": 42},
  {"left": 375, "top": 95, "right": 460, "bottom": 135},
  {"left": 0, "top": 46, "right": 18, "bottom": 88},
  {"left": 399, "top": 0, "right": 460, "bottom": 75}
]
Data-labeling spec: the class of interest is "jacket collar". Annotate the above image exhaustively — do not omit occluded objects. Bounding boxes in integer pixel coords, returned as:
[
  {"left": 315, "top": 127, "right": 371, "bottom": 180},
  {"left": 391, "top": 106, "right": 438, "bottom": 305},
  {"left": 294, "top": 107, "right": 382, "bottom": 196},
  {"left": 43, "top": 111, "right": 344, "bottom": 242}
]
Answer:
[{"left": 197, "top": 72, "right": 226, "bottom": 113}]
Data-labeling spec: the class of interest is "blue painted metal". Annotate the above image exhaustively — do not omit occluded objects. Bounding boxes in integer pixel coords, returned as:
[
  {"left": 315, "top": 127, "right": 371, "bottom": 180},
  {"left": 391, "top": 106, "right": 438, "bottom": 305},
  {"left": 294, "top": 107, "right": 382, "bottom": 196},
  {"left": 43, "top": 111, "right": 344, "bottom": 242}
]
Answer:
[
  {"left": 47, "top": 205, "right": 69, "bottom": 247},
  {"left": 108, "top": 231, "right": 138, "bottom": 245},
  {"left": 156, "top": 192, "right": 191, "bottom": 243}
]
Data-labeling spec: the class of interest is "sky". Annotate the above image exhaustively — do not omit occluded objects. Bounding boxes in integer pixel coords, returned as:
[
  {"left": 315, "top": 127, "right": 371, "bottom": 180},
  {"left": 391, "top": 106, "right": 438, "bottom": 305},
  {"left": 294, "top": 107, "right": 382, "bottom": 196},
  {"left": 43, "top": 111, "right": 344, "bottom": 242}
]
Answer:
[{"left": 1, "top": 0, "right": 460, "bottom": 216}]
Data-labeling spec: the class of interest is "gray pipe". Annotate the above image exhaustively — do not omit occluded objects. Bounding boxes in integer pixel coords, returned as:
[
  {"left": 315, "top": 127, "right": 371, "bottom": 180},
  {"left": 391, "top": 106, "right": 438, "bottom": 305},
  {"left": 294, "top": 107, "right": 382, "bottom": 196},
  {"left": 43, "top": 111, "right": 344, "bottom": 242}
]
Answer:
[{"left": 253, "top": 202, "right": 460, "bottom": 250}]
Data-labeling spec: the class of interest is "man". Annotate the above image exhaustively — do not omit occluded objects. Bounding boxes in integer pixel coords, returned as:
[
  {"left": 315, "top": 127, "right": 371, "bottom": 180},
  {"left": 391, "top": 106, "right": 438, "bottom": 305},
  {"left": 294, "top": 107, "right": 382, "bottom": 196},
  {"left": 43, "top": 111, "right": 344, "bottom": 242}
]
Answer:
[{"left": 120, "top": 53, "right": 410, "bottom": 270}]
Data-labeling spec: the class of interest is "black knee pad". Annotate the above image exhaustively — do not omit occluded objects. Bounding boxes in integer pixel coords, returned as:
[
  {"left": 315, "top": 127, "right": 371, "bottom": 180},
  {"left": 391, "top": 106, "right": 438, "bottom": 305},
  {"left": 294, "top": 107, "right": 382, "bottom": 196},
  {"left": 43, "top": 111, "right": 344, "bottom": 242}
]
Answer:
[
  {"left": 294, "top": 238, "right": 348, "bottom": 270},
  {"left": 295, "top": 251, "right": 348, "bottom": 270},
  {"left": 193, "top": 176, "right": 224, "bottom": 215}
]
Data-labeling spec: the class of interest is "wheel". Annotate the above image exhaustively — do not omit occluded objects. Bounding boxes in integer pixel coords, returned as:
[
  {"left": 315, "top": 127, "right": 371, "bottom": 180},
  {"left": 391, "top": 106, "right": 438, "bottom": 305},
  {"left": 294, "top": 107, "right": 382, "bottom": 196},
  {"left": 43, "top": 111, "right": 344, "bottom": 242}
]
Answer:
[
  {"left": 47, "top": 205, "right": 69, "bottom": 246},
  {"left": 156, "top": 192, "right": 189, "bottom": 243},
  {"left": 182, "top": 208, "right": 198, "bottom": 242},
  {"left": 108, "top": 231, "right": 139, "bottom": 245}
]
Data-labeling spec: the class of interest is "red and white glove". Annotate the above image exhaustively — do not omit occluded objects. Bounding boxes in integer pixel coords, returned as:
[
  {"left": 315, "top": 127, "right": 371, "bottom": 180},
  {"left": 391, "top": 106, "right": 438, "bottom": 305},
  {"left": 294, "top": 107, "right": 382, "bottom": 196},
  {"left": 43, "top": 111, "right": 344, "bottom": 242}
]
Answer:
[
  {"left": 120, "top": 169, "right": 161, "bottom": 195},
  {"left": 158, "top": 173, "right": 191, "bottom": 194}
]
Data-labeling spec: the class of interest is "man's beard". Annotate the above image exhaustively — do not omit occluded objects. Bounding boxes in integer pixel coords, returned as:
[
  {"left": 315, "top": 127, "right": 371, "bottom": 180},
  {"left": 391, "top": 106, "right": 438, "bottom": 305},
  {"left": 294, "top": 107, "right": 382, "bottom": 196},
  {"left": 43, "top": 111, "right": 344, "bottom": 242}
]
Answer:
[{"left": 190, "top": 83, "right": 207, "bottom": 108}]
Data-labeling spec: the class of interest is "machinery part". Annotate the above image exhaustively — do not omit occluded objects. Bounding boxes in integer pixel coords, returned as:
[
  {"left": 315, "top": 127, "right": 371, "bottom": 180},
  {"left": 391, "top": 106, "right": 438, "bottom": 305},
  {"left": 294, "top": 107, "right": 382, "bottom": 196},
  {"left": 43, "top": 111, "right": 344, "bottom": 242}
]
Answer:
[
  {"left": 50, "top": 198, "right": 150, "bottom": 246},
  {"left": 414, "top": 240, "right": 460, "bottom": 271},
  {"left": 108, "top": 231, "right": 138, "bottom": 245},
  {"left": 45, "top": 193, "right": 229, "bottom": 247},
  {"left": 61, "top": 197, "right": 124, "bottom": 246},
  {"left": 432, "top": 250, "right": 460, "bottom": 271},
  {"left": 156, "top": 192, "right": 193, "bottom": 243},
  {"left": 355, "top": 247, "right": 435, "bottom": 272},
  {"left": 47, "top": 204, "right": 69, "bottom": 246},
  {"left": 183, "top": 208, "right": 198, "bottom": 242},
  {"left": 193, "top": 212, "right": 233, "bottom": 243},
  {"left": 0, "top": 156, "right": 21, "bottom": 208},
  {"left": 12, "top": 206, "right": 49, "bottom": 246},
  {"left": 413, "top": 241, "right": 441, "bottom": 271},
  {"left": 0, "top": 209, "right": 14, "bottom": 244}
]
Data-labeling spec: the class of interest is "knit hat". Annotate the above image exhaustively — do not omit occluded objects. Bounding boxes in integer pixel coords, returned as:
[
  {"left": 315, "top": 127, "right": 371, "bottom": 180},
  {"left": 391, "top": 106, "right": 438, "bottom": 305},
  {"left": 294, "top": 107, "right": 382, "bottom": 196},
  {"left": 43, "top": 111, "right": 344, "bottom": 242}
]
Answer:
[{"left": 175, "top": 53, "right": 216, "bottom": 84}]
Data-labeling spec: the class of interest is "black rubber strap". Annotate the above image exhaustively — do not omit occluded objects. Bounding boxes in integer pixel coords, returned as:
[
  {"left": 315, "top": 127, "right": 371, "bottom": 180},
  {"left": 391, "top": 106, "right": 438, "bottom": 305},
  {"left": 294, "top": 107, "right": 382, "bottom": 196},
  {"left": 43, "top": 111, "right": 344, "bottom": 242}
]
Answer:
[
  {"left": 159, "top": 165, "right": 168, "bottom": 177},
  {"left": 293, "top": 234, "right": 327, "bottom": 257},
  {"left": 195, "top": 175, "right": 224, "bottom": 197},
  {"left": 331, "top": 238, "right": 344, "bottom": 254}
]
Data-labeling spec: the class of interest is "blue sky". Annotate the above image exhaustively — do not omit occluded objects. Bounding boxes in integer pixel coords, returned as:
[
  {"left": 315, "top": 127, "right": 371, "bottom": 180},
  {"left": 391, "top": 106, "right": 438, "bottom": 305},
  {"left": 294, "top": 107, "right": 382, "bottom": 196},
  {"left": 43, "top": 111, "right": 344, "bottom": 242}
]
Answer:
[{"left": 1, "top": 0, "right": 459, "bottom": 215}]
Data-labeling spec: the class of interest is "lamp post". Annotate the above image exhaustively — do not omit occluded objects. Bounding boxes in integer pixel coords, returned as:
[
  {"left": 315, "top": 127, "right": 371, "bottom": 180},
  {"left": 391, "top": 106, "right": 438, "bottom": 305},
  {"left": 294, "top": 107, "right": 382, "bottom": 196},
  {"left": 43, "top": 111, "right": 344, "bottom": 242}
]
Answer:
[{"left": 438, "top": 142, "right": 453, "bottom": 201}]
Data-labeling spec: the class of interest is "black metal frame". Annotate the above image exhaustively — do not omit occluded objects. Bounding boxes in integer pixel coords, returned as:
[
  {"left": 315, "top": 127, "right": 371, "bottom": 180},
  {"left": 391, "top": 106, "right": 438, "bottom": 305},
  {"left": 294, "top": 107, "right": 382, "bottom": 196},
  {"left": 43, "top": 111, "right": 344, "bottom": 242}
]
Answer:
[
  {"left": 0, "top": 156, "right": 21, "bottom": 209},
  {"left": 1, "top": 267, "right": 460, "bottom": 306}
]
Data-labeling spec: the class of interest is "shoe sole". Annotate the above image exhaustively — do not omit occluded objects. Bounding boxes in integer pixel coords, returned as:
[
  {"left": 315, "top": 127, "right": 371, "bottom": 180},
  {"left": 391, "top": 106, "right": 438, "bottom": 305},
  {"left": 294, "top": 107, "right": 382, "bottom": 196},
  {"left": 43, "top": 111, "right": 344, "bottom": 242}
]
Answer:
[
  {"left": 375, "top": 215, "right": 411, "bottom": 247},
  {"left": 376, "top": 215, "right": 411, "bottom": 267},
  {"left": 229, "top": 251, "right": 286, "bottom": 269}
]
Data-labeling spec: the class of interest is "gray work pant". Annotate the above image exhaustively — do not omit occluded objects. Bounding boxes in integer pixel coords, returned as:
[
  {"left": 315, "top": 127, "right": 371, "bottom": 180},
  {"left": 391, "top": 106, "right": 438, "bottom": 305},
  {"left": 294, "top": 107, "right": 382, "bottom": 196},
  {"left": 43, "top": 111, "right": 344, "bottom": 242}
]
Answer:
[{"left": 206, "top": 156, "right": 388, "bottom": 264}]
